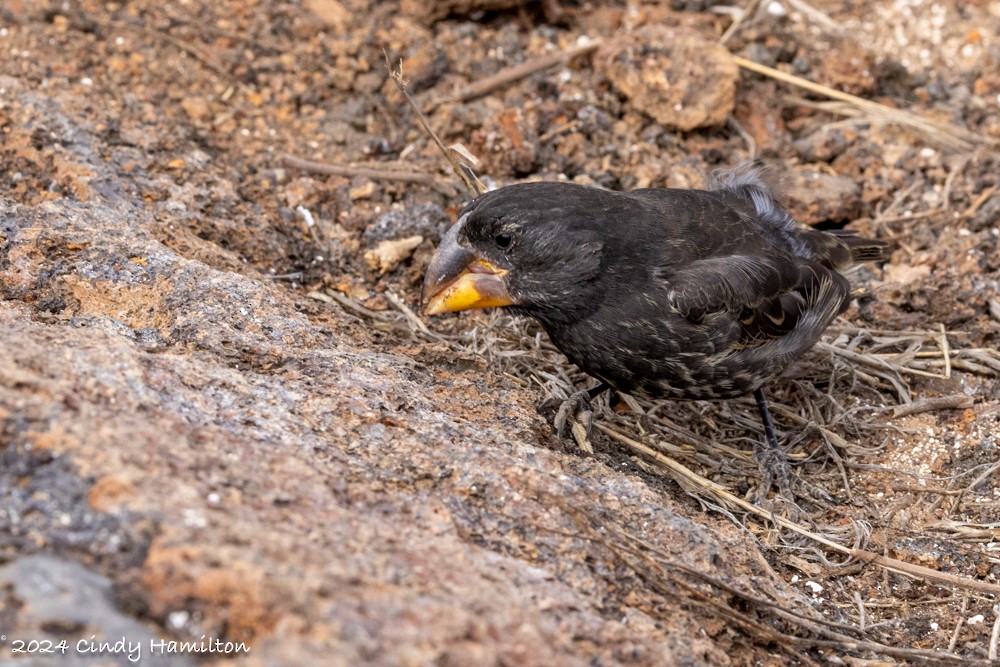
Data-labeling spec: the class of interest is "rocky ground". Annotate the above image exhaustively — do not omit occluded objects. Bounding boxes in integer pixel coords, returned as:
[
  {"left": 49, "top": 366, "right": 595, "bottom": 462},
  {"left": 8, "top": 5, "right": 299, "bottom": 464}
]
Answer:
[{"left": 1, "top": 0, "right": 999, "bottom": 665}]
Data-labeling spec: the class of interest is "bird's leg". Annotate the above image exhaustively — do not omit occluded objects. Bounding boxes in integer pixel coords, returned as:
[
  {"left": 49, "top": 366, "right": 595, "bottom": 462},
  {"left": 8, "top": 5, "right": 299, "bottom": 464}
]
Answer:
[
  {"left": 752, "top": 387, "right": 794, "bottom": 504},
  {"left": 754, "top": 387, "right": 780, "bottom": 450},
  {"left": 553, "top": 382, "right": 611, "bottom": 438}
]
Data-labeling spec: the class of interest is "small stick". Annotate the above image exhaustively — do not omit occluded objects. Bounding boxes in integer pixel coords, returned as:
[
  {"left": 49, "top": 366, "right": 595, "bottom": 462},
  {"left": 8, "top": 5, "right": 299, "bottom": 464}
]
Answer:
[
  {"left": 453, "top": 38, "right": 603, "bottom": 103},
  {"left": 280, "top": 154, "right": 455, "bottom": 195},
  {"left": 817, "top": 341, "right": 927, "bottom": 384},
  {"left": 948, "top": 597, "right": 969, "bottom": 653},
  {"left": 961, "top": 185, "right": 999, "bottom": 219},
  {"left": 959, "top": 349, "right": 1000, "bottom": 373},
  {"left": 733, "top": 55, "right": 990, "bottom": 152},
  {"left": 941, "top": 153, "right": 973, "bottom": 212},
  {"left": 308, "top": 289, "right": 397, "bottom": 322},
  {"left": 888, "top": 484, "right": 964, "bottom": 496},
  {"left": 825, "top": 325, "right": 968, "bottom": 336},
  {"left": 384, "top": 291, "right": 433, "bottom": 336},
  {"left": 875, "top": 181, "right": 922, "bottom": 219},
  {"left": 719, "top": 0, "right": 762, "bottom": 45},
  {"left": 871, "top": 350, "right": 958, "bottom": 360},
  {"left": 938, "top": 323, "right": 952, "bottom": 380},
  {"left": 853, "top": 591, "right": 866, "bottom": 631},
  {"left": 875, "top": 209, "right": 943, "bottom": 225},
  {"left": 727, "top": 115, "right": 757, "bottom": 158},
  {"left": 268, "top": 272, "right": 305, "bottom": 281},
  {"left": 385, "top": 54, "right": 486, "bottom": 196},
  {"left": 850, "top": 550, "right": 1000, "bottom": 595},
  {"left": 989, "top": 603, "right": 1000, "bottom": 661},
  {"left": 963, "top": 462, "right": 1000, "bottom": 494},
  {"left": 890, "top": 395, "right": 975, "bottom": 419},
  {"left": 785, "top": 0, "right": 841, "bottom": 31}
]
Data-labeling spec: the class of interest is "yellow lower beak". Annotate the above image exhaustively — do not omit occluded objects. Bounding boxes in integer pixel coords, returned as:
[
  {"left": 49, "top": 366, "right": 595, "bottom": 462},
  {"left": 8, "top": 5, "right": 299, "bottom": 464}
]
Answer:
[
  {"left": 422, "top": 222, "right": 516, "bottom": 315},
  {"left": 423, "top": 261, "right": 513, "bottom": 315}
]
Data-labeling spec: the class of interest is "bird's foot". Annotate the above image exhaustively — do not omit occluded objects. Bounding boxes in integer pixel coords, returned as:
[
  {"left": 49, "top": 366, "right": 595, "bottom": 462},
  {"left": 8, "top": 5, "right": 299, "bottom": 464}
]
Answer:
[
  {"left": 753, "top": 442, "right": 800, "bottom": 518},
  {"left": 552, "top": 388, "right": 597, "bottom": 439},
  {"left": 543, "top": 384, "right": 615, "bottom": 453},
  {"left": 751, "top": 387, "right": 803, "bottom": 517}
]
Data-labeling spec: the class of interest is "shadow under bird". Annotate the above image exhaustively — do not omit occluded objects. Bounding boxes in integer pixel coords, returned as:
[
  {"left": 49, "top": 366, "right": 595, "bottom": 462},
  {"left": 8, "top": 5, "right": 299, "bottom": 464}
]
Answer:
[{"left": 421, "top": 162, "right": 886, "bottom": 496}]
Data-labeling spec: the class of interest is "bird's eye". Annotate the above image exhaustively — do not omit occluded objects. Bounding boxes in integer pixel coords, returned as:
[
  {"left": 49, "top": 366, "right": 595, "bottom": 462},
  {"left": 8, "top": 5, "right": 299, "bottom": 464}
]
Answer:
[{"left": 495, "top": 232, "right": 513, "bottom": 249}]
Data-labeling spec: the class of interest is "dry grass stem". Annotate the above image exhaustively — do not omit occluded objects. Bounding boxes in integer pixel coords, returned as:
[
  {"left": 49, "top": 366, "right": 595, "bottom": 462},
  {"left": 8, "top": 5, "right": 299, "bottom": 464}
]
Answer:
[
  {"left": 990, "top": 605, "right": 1000, "bottom": 661},
  {"left": 538, "top": 494, "right": 997, "bottom": 666},
  {"left": 718, "top": 0, "right": 763, "bottom": 44},
  {"left": 785, "top": 0, "right": 841, "bottom": 30},
  {"left": 734, "top": 56, "right": 992, "bottom": 152}
]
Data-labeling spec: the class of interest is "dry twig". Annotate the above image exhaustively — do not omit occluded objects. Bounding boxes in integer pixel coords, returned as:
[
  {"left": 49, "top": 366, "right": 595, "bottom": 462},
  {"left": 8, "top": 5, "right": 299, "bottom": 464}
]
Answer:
[
  {"left": 280, "top": 154, "right": 456, "bottom": 196},
  {"left": 385, "top": 55, "right": 486, "bottom": 197},
  {"left": 537, "top": 494, "right": 996, "bottom": 665},
  {"left": 733, "top": 55, "right": 992, "bottom": 152},
  {"left": 890, "top": 394, "right": 974, "bottom": 419},
  {"left": 451, "top": 39, "right": 603, "bottom": 103},
  {"left": 594, "top": 422, "right": 1000, "bottom": 596}
]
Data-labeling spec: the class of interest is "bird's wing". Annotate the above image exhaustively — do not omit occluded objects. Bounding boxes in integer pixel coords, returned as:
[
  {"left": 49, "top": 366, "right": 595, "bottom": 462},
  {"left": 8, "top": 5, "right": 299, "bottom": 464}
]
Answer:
[
  {"left": 662, "top": 255, "right": 850, "bottom": 342},
  {"left": 660, "top": 251, "right": 800, "bottom": 319}
]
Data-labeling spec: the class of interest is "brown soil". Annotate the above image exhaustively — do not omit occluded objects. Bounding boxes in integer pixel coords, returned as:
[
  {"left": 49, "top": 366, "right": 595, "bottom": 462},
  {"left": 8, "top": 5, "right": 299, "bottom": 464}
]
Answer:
[{"left": 1, "top": 0, "right": 999, "bottom": 665}]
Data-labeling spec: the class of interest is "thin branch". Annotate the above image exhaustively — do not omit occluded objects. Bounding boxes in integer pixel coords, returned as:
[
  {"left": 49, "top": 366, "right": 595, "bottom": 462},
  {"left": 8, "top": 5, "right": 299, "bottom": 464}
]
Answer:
[
  {"left": 280, "top": 154, "right": 456, "bottom": 196},
  {"left": 990, "top": 603, "right": 1000, "bottom": 661},
  {"left": 890, "top": 394, "right": 974, "bottom": 419},
  {"left": 732, "top": 55, "right": 991, "bottom": 152},
  {"left": 452, "top": 38, "right": 603, "bottom": 103},
  {"left": 719, "top": 0, "right": 762, "bottom": 44},
  {"left": 385, "top": 54, "right": 486, "bottom": 196}
]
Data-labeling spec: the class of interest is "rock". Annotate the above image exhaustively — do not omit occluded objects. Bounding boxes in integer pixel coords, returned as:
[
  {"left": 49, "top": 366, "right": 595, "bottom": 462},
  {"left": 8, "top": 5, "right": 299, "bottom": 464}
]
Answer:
[
  {"left": 400, "top": 42, "right": 449, "bottom": 93},
  {"left": 471, "top": 107, "right": 540, "bottom": 177},
  {"left": 784, "top": 167, "right": 863, "bottom": 224},
  {"left": 597, "top": 27, "right": 738, "bottom": 131},
  {"left": 885, "top": 263, "right": 932, "bottom": 285},
  {"left": 794, "top": 126, "right": 856, "bottom": 163},
  {"left": 0, "top": 555, "right": 194, "bottom": 667},
  {"left": 401, "top": 0, "right": 528, "bottom": 22},
  {"left": 180, "top": 96, "right": 212, "bottom": 122},
  {"left": 970, "top": 189, "right": 1000, "bottom": 232},
  {"left": 364, "top": 202, "right": 452, "bottom": 243},
  {"left": 733, "top": 81, "right": 792, "bottom": 156},
  {"left": 364, "top": 235, "right": 424, "bottom": 274},
  {"left": 815, "top": 42, "right": 878, "bottom": 96},
  {"left": 349, "top": 181, "right": 377, "bottom": 200},
  {"left": 303, "top": 0, "right": 350, "bottom": 31}
]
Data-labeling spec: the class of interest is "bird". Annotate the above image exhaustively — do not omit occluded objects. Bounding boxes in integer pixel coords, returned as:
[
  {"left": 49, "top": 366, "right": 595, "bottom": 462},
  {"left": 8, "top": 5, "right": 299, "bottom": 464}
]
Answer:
[{"left": 421, "top": 161, "right": 886, "bottom": 498}]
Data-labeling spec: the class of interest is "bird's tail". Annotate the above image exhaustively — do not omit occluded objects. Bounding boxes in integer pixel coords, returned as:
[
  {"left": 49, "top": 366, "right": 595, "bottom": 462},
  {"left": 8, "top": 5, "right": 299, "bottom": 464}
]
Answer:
[
  {"left": 709, "top": 160, "right": 797, "bottom": 234},
  {"left": 826, "top": 229, "right": 890, "bottom": 263},
  {"left": 713, "top": 160, "right": 889, "bottom": 265}
]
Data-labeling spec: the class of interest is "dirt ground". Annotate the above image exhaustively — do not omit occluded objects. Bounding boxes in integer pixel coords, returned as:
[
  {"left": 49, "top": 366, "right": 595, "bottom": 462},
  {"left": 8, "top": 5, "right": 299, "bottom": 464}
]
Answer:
[{"left": 1, "top": 0, "right": 999, "bottom": 665}]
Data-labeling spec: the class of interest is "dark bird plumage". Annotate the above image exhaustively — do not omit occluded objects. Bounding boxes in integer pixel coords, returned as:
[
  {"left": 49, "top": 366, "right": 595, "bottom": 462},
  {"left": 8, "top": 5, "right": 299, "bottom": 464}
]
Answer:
[{"left": 422, "top": 162, "right": 886, "bottom": 490}]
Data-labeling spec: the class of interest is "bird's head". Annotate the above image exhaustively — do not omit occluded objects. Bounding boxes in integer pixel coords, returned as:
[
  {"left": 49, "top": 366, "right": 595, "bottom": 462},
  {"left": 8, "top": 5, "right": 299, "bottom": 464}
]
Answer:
[{"left": 421, "top": 184, "right": 606, "bottom": 322}]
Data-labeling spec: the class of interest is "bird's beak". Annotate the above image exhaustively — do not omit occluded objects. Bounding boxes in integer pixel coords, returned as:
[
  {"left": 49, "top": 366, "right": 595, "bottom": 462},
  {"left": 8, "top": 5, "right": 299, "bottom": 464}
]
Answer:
[{"left": 422, "top": 221, "right": 515, "bottom": 315}]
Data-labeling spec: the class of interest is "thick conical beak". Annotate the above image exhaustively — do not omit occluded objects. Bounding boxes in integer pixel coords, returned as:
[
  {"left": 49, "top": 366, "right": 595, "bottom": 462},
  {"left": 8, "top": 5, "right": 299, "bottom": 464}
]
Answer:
[{"left": 422, "top": 221, "right": 515, "bottom": 315}]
